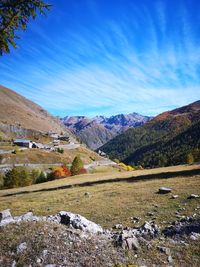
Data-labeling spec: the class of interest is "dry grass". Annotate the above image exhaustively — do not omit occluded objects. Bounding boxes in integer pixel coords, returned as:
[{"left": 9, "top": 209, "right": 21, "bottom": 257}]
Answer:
[
  {"left": 1, "top": 164, "right": 199, "bottom": 195},
  {"left": 0, "top": 146, "right": 102, "bottom": 165},
  {"left": 0, "top": 164, "right": 200, "bottom": 229}
]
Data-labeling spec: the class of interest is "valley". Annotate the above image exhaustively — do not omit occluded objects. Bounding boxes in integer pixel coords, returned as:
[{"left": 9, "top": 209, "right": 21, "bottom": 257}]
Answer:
[{"left": 0, "top": 85, "right": 199, "bottom": 267}]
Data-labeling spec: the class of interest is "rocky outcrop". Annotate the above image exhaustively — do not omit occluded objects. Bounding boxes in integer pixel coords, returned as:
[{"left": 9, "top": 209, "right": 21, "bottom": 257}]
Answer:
[
  {"left": 59, "top": 211, "right": 103, "bottom": 234},
  {"left": 0, "top": 210, "right": 103, "bottom": 234}
]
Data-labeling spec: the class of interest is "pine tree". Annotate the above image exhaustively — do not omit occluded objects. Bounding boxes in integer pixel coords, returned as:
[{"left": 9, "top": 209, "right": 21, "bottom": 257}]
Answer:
[
  {"left": 70, "top": 155, "right": 84, "bottom": 176},
  {"left": 0, "top": 0, "right": 51, "bottom": 55}
]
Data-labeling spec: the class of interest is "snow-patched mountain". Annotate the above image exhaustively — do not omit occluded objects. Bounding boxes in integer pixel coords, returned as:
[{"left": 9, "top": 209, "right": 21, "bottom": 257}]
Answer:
[{"left": 62, "top": 113, "right": 152, "bottom": 150}]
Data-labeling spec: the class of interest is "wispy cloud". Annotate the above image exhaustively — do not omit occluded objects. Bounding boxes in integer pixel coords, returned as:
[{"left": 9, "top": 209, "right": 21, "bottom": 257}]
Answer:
[{"left": 0, "top": 0, "right": 200, "bottom": 117}]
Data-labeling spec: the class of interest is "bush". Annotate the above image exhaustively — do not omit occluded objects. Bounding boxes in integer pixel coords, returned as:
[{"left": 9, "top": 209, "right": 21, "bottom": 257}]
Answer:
[
  {"left": 118, "top": 162, "right": 135, "bottom": 171},
  {"left": 78, "top": 168, "right": 87, "bottom": 175},
  {"left": 13, "top": 147, "right": 20, "bottom": 154},
  {"left": 30, "top": 169, "right": 41, "bottom": 184},
  {"left": 36, "top": 171, "right": 47, "bottom": 183},
  {"left": 56, "top": 148, "right": 64, "bottom": 154},
  {"left": 70, "top": 155, "right": 84, "bottom": 176}
]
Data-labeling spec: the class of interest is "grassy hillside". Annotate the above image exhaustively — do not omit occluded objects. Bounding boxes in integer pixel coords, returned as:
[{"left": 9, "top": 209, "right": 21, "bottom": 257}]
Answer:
[
  {"left": 0, "top": 85, "right": 72, "bottom": 137},
  {"left": 101, "top": 101, "right": 200, "bottom": 167},
  {"left": 1, "top": 164, "right": 200, "bottom": 266},
  {"left": 0, "top": 164, "right": 200, "bottom": 227}
]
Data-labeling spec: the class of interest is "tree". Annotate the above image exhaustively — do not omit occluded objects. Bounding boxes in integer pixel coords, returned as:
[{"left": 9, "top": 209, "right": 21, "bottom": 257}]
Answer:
[
  {"left": 48, "top": 166, "right": 71, "bottom": 181},
  {"left": 0, "top": 0, "right": 51, "bottom": 55},
  {"left": 70, "top": 155, "right": 84, "bottom": 176},
  {"left": 36, "top": 171, "right": 47, "bottom": 183},
  {"left": 4, "top": 167, "right": 32, "bottom": 188}
]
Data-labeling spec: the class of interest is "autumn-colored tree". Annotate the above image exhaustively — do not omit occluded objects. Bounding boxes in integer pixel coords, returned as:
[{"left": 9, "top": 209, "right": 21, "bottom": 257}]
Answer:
[
  {"left": 186, "top": 152, "right": 194, "bottom": 165},
  {"left": 48, "top": 166, "right": 71, "bottom": 180},
  {"left": 0, "top": 0, "right": 51, "bottom": 55}
]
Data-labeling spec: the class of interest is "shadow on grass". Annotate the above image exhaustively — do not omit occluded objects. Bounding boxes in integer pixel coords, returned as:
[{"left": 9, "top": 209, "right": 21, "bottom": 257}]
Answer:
[{"left": 2, "top": 168, "right": 200, "bottom": 197}]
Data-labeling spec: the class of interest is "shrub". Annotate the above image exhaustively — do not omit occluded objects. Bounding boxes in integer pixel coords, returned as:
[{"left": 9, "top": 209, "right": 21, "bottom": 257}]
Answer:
[
  {"left": 13, "top": 147, "right": 20, "bottom": 154},
  {"left": 56, "top": 148, "right": 64, "bottom": 154},
  {"left": 70, "top": 155, "right": 84, "bottom": 176},
  {"left": 30, "top": 169, "right": 41, "bottom": 184},
  {"left": 78, "top": 168, "right": 87, "bottom": 175},
  {"left": 118, "top": 162, "right": 135, "bottom": 171},
  {"left": 36, "top": 171, "right": 47, "bottom": 183}
]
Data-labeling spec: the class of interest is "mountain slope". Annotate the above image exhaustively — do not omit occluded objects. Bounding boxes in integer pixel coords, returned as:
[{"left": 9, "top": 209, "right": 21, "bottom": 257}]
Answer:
[
  {"left": 62, "top": 113, "right": 152, "bottom": 150},
  {"left": 0, "top": 85, "right": 73, "bottom": 138},
  {"left": 101, "top": 101, "right": 200, "bottom": 167}
]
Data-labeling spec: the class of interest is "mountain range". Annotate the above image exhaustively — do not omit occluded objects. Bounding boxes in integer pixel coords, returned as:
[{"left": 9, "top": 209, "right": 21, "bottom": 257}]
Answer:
[
  {"left": 62, "top": 113, "right": 152, "bottom": 150},
  {"left": 100, "top": 100, "right": 200, "bottom": 167}
]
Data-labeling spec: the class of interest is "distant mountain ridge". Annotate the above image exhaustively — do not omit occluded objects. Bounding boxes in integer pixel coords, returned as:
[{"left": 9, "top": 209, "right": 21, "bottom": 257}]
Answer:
[
  {"left": 100, "top": 100, "right": 200, "bottom": 167},
  {"left": 62, "top": 113, "right": 153, "bottom": 149}
]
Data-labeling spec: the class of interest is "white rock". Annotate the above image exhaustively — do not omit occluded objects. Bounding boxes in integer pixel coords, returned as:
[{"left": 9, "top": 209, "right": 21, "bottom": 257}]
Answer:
[
  {"left": 158, "top": 187, "right": 172, "bottom": 194},
  {"left": 17, "top": 242, "right": 27, "bottom": 254},
  {"left": 0, "top": 209, "right": 14, "bottom": 226},
  {"left": 190, "top": 232, "right": 200, "bottom": 241},
  {"left": 59, "top": 211, "right": 103, "bottom": 234},
  {"left": 188, "top": 194, "right": 199, "bottom": 199}
]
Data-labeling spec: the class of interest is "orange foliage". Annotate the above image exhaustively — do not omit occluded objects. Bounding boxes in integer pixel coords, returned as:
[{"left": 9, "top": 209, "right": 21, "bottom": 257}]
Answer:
[{"left": 51, "top": 166, "right": 71, "bottom": 179}]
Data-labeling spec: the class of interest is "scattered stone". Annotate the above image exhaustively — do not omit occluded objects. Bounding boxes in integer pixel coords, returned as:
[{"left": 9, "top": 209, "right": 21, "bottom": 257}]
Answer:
[
  {"left": 167, "top": 255, "right": 173, "bottom": 264},
  {"left": 113, "top": 224, "right": 124, "bottom": 230},
  {"left": 188, "top": 194, "right": 199, "bottom": 199},
  {"left": 158, "top": 187, "right": 172, "bottom": 194},
  {"left": 17, "top": 242, "right": 27, "bottom": 254},
  {"left": 36, "top": 258, "right": 42, "bottom": 264},
  {"left": 157, "top": 246, "right": 171, "bottom": 255},
  {"left": 147, "top": 212, "right": 154, "bottom": 216},
  {"left": 190, "top": 232, "right": 200, "bottom": 241},
  {"left": 171, "top": 195, "right": 179, "bottom": 199},
  {"left": 125, "top": 237, "right": 140, "bottom": 250},
  {"left": 84, "top": 192, "right": 91, "bottom": 197},
  {"left": 132, "top": 216, "right": 140, "bottom": 223},
  {"left": 59, "top": 211, "right": 103, "bottom": 234}
]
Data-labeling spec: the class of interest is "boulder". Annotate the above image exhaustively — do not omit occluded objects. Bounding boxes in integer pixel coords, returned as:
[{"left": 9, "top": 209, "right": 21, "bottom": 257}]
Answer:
[
  {"left": 158, "top": 187, "right": 172, "bottom": 194},
  {"left": 0, "top": 209, "right": 14, "bottom": 226},
  {"left": 157, "top": 246, "right": 171, "bottom": 255},
  {"left": 59, "top": 211, "right": 103, "bottom": 234},
  {"left": 188, "top": 194, "right": 199, "bottom": 199},
  {"left": 171, "top": 195, "right": 179, "bottom": 199},
  {"left": 125, "top": 237, "right": 140, "bottom": 250}
]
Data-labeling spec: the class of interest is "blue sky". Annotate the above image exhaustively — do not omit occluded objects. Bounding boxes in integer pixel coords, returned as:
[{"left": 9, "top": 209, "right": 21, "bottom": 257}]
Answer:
[{"left": 1, "top": 0, "right": 200, "bottom": 117}]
